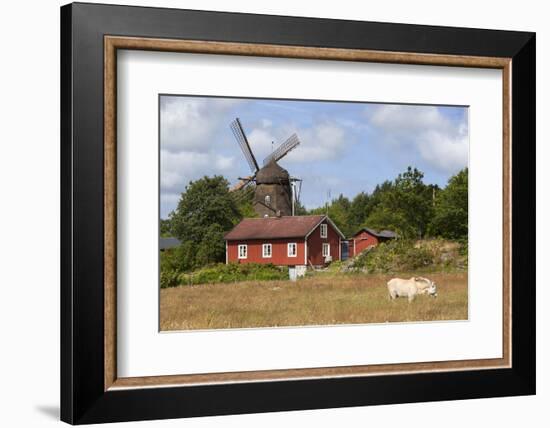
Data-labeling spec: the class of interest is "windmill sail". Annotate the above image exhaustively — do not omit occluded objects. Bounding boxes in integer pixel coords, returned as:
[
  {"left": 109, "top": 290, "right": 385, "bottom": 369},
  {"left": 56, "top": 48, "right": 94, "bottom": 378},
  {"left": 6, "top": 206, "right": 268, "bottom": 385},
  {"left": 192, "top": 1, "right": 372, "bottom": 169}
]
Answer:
[
  {"left": 230, "top": 118, "right": 259, "bottom": 173},
  {"left": 263, "top": 133, "right": 300, "bottom": 165},
  {"left": 231, "top": 177, "right": 253, "bottom": 192},
  {"left": 228, "top": 116, "right": 303, "bottom": 217}
]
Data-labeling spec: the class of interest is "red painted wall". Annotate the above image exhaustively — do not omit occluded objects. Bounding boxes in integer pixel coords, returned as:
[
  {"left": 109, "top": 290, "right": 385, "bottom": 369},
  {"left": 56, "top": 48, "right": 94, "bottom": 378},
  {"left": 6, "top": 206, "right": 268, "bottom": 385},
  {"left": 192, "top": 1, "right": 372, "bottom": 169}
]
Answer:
[
  {"left": 351, "top": 230, "right": 379, "bottom": 256},
  {"left": 227, "top": 238, "right": 306, "bottom": 266},
  {"left": 306, "top": 220, "right": 341, "bottom": 266},
  {"left": 226, "top": 220, "right": 342, "bottom": 267},
  {"left": 345, "top": 240, "right": 354, "bottom": 258}
]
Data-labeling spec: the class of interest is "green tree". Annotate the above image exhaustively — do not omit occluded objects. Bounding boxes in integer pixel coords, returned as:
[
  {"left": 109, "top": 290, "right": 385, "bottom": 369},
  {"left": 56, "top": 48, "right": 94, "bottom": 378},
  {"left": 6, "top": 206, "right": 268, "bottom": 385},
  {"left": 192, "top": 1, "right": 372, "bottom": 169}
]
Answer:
[
  {"left": 329, "top": 194, "right": 353, "bottom": 237},
  {"left": 365, "top": 180, "right": 393, "bottom": 214},
  {"left": 348, "top": 192, "right": 371, "bottom": 233},
  {"left": 363, "top": 167, "right": 433, "bottom": 239},
  {"left": 168, "top": 176, "right": 242, "bottom": 270},
  {"left": 428, "top": 168, "right": 468, "bottom": 240},
  {"left": 231, "top": 186, "right": 257, "bottom": 219},
  {"left": 195, "top": 223, "right": 227, "bottom": 266},
  {"left": 293, "top": 199, "right": 308, "bottom": 216},
  {"left": 364, "top": 206, "right": 415, "bottom": 238},
  {"left": 308, "top": 194, "right": 353, "bottom": 237},
  {"left": 391, "top": 167, "right": 434, "bottom": 238},
  {"left": 160, "top": 240, "right": 197, "bottom": 273},
  {"left": 171, "top": 175, "right": 241, "bottom": 242},
  {"left": 160, "top": 218, "right": 172, "bottom": 237}
]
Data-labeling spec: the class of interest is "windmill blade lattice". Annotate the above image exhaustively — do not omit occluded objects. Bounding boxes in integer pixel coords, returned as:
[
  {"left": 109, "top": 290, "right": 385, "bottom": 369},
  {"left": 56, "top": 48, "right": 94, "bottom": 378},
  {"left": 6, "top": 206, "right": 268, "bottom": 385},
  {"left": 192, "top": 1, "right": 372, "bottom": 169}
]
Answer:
[
  {"left": 263, "top": 133, "right": 300, "bottom": 166},
  {"left": 230, "top": 118, "right": 259, "bottom": 174}
]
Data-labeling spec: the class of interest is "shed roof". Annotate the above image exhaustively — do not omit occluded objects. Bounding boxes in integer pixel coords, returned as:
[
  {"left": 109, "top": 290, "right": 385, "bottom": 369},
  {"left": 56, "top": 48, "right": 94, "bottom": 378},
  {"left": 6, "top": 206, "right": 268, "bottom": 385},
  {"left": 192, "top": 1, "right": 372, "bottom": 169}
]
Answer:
[
  {"left": 224, "top": 215, "right": 344, "bottom": 240},
  {"left": 354, "top": 227, "right": 398, "bottom": 239},
  {"left": 378, "top": 230, "right": 399, "bottom": 238}
]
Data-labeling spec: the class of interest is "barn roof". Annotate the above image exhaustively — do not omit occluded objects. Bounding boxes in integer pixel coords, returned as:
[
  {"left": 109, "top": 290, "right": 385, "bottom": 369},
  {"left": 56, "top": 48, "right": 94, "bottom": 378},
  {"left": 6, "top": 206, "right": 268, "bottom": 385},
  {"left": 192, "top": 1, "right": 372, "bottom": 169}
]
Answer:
[
  {"left": 224, "top": 215, "right": 344, "bottom": 240},
  {"left": 353, "top": 227, "right": 398, "bottom": 239}
]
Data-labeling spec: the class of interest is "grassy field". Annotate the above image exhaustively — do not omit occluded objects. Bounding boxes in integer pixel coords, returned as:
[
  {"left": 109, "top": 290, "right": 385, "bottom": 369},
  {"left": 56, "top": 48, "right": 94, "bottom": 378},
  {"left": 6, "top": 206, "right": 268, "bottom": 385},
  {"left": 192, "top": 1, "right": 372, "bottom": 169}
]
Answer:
[{"left": 160, "top": 272, "right": 467, "bottom": 331}]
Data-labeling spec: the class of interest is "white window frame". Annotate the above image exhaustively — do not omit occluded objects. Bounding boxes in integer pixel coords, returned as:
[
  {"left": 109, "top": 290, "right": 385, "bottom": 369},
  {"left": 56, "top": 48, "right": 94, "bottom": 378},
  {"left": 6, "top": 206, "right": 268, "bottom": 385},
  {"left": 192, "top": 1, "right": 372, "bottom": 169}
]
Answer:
[
  {"left": 320, "top": 223, "right": 328, "bottom": 238},
  {"left": 262, "top": 243, "right": 272, "bottom": 258},
  {"left": 287, "top": 242, "right": 297, "bottom": 257},
  {"left": 238, "top": 244, "right": 247, "bottom": 259},
  {"left": 322, "top": 243, "right": 330, "bottom": 257}
]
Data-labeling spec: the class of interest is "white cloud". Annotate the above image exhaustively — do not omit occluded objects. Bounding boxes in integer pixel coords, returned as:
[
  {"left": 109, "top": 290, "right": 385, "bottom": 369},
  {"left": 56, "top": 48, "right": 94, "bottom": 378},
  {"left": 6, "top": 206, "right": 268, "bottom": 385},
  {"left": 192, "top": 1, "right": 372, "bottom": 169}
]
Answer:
[
  {"left": 247, "top": 127, "right": 276, "bottom": 164},
  {"left": 415, "top": 130, "right": 468, "bottom": 173},
  {"left": 260, "top": 118, "right": 272, "bottom": 128},
  {"left": 160, "top": 149, "right": 236, "bottom": 193},
  {"left": 160, "top": 97, "right": 240, "bottom": 152},
  {"left": 371, "top": 104, "right": 445, "bottom": 133},
  {"left": 246, "top": 119, "right": 350, "bottom": 165},
  {"left": 290, "top": 122, "right": 347, "bottom": 162},
  {"left": 368, "top": 105, "right": 468, "bottom": 174},
  {"left": 159, "top": 96, "right": 245, "bottom": 216}
]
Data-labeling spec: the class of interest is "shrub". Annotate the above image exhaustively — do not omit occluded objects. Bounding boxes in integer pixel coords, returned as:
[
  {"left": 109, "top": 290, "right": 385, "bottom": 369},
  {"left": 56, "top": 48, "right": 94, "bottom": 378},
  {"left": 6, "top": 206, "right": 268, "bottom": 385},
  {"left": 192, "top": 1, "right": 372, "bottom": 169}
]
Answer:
[
  {"left": 170, "top": 263, "right": 288, "bottom": 287},
  {"left": 160, "top": 269, "right": 180, "bottom": 289},
  {"left": 342, "top": 238, "right": 467, "bottom": 274},
  {"left": 346, "top": 240, "right": 433, "bottom": 273}
]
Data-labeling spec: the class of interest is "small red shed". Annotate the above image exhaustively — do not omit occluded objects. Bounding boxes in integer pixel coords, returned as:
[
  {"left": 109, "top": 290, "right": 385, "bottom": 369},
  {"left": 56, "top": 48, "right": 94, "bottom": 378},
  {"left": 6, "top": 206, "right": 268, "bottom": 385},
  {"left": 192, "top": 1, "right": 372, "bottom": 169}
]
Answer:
[
  {"left": 348, "top": 227, "right": 398, "bottom": 258},
  {"left": 224, "top": 215, "right": 345, "bottom": 267}
]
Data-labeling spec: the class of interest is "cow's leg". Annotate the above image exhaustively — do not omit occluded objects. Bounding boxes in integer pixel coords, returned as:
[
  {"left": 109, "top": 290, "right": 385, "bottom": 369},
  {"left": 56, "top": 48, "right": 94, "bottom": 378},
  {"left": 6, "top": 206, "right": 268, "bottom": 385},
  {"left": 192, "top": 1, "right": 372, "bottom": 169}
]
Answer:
[{"left": 408, "top": 294, "right": 414, "bottom": 303}]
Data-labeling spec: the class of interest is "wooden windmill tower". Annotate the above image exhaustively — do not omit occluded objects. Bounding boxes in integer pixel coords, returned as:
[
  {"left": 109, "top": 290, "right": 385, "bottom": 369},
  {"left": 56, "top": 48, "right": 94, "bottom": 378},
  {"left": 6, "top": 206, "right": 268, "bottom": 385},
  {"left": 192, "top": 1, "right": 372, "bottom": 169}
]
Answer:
[{"left": 229, "top": 118, "right": 302, "bottom": 217}]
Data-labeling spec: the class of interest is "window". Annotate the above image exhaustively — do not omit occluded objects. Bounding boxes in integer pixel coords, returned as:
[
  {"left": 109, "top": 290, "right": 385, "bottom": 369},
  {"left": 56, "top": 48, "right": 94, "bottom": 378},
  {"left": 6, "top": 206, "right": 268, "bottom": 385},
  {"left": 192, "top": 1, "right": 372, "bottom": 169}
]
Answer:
[
  {"left": 322, "top": 243, "right": 330, "bottom": 257},
  {"left": 287, "top": 243, "right": 297, "bottom": 257},
  {"left": 320, "top": 223, "right": 328, "bottom": 238},
  {"left": 238, "top": 244, "right": 247, "bottom": 259},
  {"left": 264, "top": 195, "right": 271, "bottom": 206},
  {"left": 262, "top": 243, "right": 272, "bottom": 258}
]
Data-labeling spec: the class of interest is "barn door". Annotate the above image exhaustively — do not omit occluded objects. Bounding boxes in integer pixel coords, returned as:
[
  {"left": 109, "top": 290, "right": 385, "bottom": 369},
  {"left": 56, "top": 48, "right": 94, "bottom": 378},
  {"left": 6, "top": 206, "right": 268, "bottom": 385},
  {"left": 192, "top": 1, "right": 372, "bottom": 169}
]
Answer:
[{"left": 341, "top": 241, "right": 349, "bottom": 261}]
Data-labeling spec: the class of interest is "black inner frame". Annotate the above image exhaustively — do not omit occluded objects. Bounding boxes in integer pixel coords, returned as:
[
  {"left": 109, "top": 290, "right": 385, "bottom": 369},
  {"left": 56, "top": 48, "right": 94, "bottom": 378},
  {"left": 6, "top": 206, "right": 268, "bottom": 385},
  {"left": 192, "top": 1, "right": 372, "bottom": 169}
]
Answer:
[{"left": 61, "top": 2, "right": 535, "bottom": 424}]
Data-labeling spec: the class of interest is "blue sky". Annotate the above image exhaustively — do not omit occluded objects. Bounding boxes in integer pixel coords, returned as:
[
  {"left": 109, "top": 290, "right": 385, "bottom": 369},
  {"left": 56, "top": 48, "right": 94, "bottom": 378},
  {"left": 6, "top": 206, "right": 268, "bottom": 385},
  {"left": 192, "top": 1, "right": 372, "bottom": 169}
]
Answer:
[{"left": 160, "top": 95, "right": 468, "bottom": 218}]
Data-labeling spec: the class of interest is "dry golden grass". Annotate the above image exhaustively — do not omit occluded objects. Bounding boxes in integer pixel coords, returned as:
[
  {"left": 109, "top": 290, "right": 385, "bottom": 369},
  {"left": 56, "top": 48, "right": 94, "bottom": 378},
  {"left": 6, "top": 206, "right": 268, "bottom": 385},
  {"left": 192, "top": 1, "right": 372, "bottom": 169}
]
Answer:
[{"left": 160, "top": 272, "right": 468, "bottom": 331}]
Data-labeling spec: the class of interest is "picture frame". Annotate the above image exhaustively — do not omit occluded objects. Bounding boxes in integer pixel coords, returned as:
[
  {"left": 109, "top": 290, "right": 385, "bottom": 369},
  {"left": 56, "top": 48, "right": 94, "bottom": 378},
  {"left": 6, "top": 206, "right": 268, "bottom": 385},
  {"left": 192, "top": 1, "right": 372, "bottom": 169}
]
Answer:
[{"left": 60, "top": 2, "right": 535, "bottom": 424}]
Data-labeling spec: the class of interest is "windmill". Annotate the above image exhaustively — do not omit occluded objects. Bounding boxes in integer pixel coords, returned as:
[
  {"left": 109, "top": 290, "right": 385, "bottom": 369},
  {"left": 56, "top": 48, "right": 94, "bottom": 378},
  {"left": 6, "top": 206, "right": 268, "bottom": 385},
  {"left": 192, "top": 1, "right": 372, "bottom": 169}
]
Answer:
[{"left": 229, "top": 118, "right": 302, "bottom": 217}]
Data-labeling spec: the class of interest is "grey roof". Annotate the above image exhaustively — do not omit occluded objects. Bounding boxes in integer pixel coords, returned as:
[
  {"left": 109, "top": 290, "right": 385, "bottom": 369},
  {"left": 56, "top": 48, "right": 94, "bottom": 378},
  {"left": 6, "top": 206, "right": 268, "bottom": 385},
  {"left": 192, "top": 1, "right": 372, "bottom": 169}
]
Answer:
[
  {"left": 353, "top": 227, "right": 398, "bottom": 239},
  {"left": 159, "top": 237, "right": 181, "bottom": 250},
  {"left": 361, "top": 227, "right": 379, "bottom": 237},
  {"left": 378, "top": 230, "right": 399, "bottom": 238}
]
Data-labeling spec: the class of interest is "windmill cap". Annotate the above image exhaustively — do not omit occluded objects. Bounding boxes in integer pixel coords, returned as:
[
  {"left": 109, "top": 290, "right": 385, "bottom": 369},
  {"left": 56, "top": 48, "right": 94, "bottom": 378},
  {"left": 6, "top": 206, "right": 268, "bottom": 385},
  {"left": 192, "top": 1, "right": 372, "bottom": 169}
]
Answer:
[{"left": 255, "top": 160, "right": 290, "bottom": 184}]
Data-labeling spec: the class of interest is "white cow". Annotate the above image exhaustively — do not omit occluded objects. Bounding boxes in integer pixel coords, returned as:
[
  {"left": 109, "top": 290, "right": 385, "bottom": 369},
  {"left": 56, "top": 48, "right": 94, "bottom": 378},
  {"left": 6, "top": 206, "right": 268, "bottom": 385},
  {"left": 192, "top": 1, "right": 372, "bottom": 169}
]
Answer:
[{"left": 387, "top": 277, "right": 438, "bottom": 302}]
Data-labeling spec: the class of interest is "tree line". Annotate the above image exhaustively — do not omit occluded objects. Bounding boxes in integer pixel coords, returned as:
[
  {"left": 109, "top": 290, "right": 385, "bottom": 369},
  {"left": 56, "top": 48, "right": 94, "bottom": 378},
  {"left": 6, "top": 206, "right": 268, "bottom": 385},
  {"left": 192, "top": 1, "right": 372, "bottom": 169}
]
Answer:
[
  {"left": 161, "top": 166, "right": 468, "bottom": 271},
  {"left": 309, "top": 166, "right": 468, "bottom": 240}
]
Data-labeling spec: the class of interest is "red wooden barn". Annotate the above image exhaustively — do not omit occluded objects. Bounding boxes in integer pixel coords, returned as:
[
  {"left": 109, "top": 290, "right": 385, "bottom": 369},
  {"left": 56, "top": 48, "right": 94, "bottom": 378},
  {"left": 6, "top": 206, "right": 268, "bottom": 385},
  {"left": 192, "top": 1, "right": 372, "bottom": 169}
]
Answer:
[
  {"left": 348, "top": 227, "right": 398, "bottom": 258},
  {"left": 224, "top": 215, "right": 345, "bottom": 267}
]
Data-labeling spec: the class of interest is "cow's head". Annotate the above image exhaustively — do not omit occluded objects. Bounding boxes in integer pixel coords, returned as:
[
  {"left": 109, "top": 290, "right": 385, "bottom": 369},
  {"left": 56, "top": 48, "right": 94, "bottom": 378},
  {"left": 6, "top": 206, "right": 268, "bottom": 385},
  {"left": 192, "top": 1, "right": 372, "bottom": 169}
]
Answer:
[{"left": 427, "top": 283, "right": 438, "bottom": 297}]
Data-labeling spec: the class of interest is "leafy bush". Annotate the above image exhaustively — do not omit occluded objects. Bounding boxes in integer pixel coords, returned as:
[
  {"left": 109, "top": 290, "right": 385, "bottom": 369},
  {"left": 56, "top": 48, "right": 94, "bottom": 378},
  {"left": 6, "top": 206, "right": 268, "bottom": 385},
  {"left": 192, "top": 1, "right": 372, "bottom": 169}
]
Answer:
[
  {"left": 379, "top": 240, "right": 430, "bottom": 272},
  {"left": 160, "top": 269, "right": 181, "bottom": 289},
  {"left": 171, "top": 263, "right": 288, "bottom": 287},
  {"left": 343, "top": 238, "right": 467, "bottom": 274},
  {"left": 344, "top": 240, "right": 432, "bottom": 273}
]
